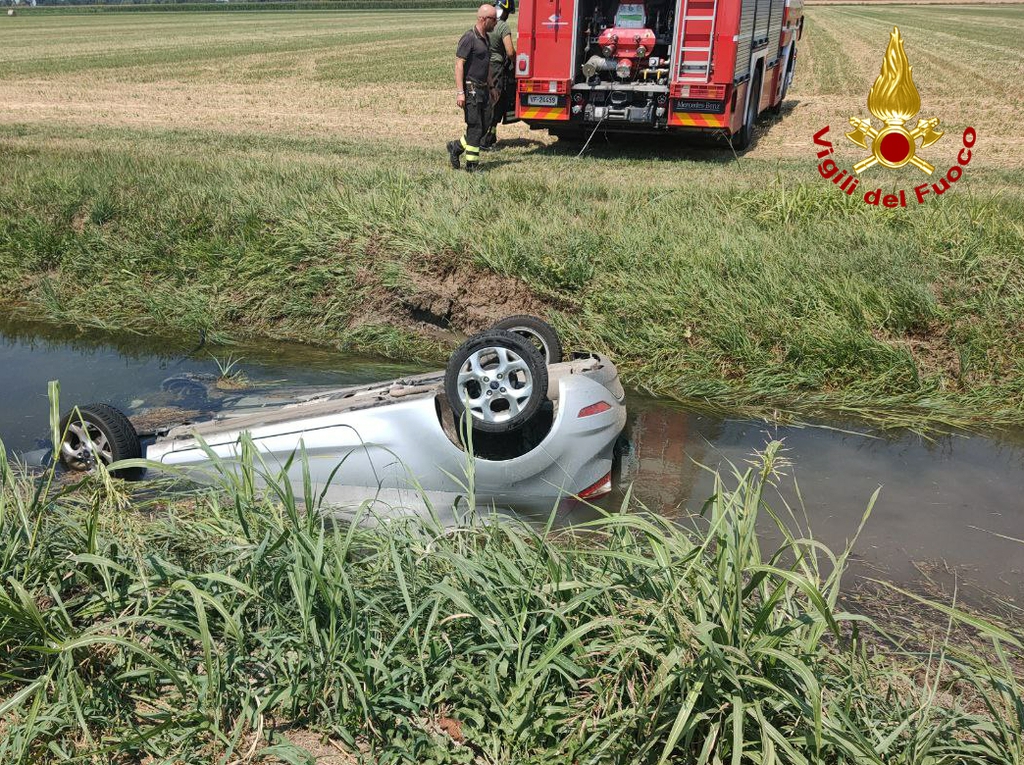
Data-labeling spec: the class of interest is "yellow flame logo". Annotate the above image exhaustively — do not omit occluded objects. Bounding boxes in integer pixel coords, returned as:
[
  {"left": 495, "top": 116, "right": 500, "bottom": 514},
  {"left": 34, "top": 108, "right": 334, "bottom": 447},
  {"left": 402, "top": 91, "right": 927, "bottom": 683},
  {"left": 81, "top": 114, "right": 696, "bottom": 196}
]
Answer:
[
  {"left": 867, "top": 27, "right": 921, "bottom": 124},
  {"left": 846, "top": 27, "right": 943, "bottom": 174}
]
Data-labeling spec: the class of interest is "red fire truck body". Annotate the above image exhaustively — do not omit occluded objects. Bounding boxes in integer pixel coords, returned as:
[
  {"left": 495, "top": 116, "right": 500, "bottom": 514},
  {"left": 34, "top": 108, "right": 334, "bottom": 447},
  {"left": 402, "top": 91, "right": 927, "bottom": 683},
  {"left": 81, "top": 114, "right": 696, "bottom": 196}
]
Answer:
[{"left": 514, "top": 0, "right": 803, "bottom": 146}]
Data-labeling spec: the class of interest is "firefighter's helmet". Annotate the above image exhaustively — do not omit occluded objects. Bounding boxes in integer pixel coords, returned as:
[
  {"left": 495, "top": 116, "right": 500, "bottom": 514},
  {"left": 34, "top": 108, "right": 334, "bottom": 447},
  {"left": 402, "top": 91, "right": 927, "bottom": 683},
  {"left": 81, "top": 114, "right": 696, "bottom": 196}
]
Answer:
[{"left": 494, "top": 0, "right": 515, "bottom": 17}]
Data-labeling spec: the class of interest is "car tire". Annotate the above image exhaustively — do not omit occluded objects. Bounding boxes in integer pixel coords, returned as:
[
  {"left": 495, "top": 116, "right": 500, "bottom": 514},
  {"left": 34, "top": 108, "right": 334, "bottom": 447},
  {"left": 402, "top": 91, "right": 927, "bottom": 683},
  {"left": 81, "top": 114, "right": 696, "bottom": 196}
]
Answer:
[
  {"left": 733, "top": 70, "right": 762, "bottom": 151},
  {"left": 445, "top": 330, "right": 548, "bottom": 434},
  {"left": 490, "top": 315, "right": 563, "bottom": 365},
  {"left": 161, "top": 372, "right": 214, "bottom": 402},
  {"left": 58, "top": 403, "right": 142, "bottom": 479}
]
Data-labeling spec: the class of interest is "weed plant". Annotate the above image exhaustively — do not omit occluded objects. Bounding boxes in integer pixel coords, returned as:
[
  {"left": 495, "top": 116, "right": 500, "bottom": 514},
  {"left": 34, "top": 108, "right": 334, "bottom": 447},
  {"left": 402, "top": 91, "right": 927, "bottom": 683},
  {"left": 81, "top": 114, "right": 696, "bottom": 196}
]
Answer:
[{"left": 1, "top": 412, "right": 1021, "bottom": 762}]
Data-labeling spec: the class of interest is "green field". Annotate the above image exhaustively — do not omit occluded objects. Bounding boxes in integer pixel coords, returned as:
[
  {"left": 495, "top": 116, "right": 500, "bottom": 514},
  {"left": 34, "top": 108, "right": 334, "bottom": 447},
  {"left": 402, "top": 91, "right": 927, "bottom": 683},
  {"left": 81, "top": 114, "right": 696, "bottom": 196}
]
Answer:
[{"left": 1, "top": 6, "right": 1023, "bottom": 428}]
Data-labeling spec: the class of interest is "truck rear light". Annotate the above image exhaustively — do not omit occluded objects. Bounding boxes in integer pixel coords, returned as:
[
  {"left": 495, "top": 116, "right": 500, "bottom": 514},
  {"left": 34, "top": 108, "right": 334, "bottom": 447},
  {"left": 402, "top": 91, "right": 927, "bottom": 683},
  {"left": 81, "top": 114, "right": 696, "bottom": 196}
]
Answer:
[
  {"left": 516, "top": 53, "right": 530, "bottom": 76},
  {"left": 672, "top": 84, "right": 727, "bottom": 99},
  {"left": 521, "top": 79, "right": 568, "bottom": 94},
  {"left": 578, "top": 471, "right": 612, "bottom": 499},
  {"left": 578, "top": 401, "right": 612, "bottom": 418}
]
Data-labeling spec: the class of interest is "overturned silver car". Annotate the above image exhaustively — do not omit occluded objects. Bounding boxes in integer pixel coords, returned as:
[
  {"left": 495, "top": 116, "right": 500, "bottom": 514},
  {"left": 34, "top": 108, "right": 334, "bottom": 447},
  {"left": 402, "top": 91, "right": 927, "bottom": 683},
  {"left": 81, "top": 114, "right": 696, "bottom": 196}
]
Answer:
[{"left": 56, "top": 317, "right": 628, "bottom": 513}]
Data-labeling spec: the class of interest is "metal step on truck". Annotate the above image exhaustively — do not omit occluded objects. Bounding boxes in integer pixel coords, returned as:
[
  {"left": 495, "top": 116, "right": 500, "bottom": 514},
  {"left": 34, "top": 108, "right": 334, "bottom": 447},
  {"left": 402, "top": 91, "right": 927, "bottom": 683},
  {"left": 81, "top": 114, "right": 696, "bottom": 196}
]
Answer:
[{"left": 514, "top": 0, "right": 803, "bottom": 147}]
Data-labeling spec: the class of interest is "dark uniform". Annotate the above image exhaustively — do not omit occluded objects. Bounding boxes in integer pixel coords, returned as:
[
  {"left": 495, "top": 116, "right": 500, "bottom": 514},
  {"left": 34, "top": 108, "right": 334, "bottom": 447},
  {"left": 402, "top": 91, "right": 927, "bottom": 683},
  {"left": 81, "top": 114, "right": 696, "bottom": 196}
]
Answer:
[
  {"left": 483, "top": 0, "right": 517, "bottom": 149},
  {"left": 451, "top": 27, "right": 491, "bottom": 170}
]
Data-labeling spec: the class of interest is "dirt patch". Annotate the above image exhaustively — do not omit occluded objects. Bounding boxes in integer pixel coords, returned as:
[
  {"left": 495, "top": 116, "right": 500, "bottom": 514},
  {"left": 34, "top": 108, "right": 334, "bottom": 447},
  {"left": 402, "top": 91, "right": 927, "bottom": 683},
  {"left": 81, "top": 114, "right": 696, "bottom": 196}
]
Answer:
[
  {"left": 129, "top": 407, "right": 203, "bottom": 433},
  {"left": 70, "top": 207, "right": 88, "bottom": 234},
  {"left": 872, "top": 324, "right": 962, "bottom": 384},
  {"left": 401, "top": 264, "right": 552, "bottom": 332},
  {"left": 272, "top": 729, "right": 360, "bottom": 764},
  {"left": 436, "top": 716, "right": 465, "bottom": 743},
  {"left": 844, "top": 573, "right": 1024, "bottom": 681},
  {"left": 351, "top": 259, "right": 554, "bottom": 342}
]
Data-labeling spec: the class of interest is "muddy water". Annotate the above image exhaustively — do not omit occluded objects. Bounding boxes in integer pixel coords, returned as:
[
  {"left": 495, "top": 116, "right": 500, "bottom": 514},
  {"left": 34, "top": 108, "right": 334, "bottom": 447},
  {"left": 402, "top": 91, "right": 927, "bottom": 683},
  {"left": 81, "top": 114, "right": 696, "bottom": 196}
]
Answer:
[{"left": 2, "top": 317, "right": 1022, "bottom": 601}]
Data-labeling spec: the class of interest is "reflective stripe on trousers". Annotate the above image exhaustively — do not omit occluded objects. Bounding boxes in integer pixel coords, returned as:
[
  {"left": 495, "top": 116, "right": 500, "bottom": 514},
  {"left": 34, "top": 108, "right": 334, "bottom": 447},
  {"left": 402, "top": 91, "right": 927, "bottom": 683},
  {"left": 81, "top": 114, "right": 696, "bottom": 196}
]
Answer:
[
  {"left": 461, "top": 85, "right": 487, "bottom": 164},
  {"left": 460, "top": 135, "right": 480, "bottom": 164}
]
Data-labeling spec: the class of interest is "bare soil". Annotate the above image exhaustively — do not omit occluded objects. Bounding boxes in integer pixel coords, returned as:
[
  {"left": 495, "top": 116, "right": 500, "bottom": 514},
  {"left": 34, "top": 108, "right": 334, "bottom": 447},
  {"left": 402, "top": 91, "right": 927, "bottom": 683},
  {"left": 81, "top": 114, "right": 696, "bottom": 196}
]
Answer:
[{"left": 352, "top": 258, "right": 554, "bottom": 340}]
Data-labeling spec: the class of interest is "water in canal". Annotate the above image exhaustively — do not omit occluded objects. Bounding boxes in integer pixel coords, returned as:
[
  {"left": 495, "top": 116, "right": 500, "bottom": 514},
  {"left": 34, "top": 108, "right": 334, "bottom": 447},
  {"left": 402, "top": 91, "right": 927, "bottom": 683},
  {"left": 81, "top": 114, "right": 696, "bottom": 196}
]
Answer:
[{"left": 2, "top": 317, "right": 1022, "bottom": 602}]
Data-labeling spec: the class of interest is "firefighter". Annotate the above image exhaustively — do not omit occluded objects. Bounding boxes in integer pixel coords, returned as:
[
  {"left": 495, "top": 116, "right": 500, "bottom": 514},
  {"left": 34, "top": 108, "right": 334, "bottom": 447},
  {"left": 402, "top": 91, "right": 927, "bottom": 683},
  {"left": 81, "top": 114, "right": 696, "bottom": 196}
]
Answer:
[
  {"left": 481, "top": 0, "right": 516, "bottom": 150},
  {"left": 447, "top": 4, "right": 498, "bottom": 172}
]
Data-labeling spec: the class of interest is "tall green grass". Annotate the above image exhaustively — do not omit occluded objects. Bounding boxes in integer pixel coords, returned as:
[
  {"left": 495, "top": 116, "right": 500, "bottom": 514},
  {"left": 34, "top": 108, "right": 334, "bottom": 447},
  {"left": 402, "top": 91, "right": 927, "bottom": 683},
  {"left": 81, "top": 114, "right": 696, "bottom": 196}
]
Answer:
[
  {"left": 2, "top": 130, "right": 1023, "bottom": 430},
  {"left": 2, "top": 407, "right": 1021, "bottom": 762}
]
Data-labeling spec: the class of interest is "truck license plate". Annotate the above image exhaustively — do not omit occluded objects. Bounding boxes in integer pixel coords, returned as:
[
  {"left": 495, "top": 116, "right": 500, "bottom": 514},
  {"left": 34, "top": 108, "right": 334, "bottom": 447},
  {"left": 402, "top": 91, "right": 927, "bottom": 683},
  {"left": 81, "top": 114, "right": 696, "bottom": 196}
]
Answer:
[{"left": 527, "top": 94, "right": 559, "bottom": 106}]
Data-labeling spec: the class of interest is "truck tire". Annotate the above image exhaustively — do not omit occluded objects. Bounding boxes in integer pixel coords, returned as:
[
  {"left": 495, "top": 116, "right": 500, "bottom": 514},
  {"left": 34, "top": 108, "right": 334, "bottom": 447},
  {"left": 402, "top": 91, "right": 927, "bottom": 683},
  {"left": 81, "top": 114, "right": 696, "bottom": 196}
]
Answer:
[
  {"left": 769, "top": 47, "right": 796, "bottom": 115},
  {"left": 59, "top": 403, "right": 143, "bottom": 479},
  {"left": 490, "top": 315, "right": 563, "bottom": 365},
  {"left": 445, "top": 330, "right": 548, "bottom": 434},
  {"left": 733, "top": 70, "right": 762, "bottom": 151}
]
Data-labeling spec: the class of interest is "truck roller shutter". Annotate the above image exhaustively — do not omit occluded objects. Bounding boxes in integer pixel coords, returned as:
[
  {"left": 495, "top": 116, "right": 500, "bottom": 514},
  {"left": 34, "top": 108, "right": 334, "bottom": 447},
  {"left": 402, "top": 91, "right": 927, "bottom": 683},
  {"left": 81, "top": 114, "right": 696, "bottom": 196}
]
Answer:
[
  {"left": 766, "top": 0, "right": 786, "bottom": 62},
  {"left": 753, "top": 0, "right": 771, "bottom": 47},
  {"left": 734, "top": 0, "right": 756, "bottom": 79}
]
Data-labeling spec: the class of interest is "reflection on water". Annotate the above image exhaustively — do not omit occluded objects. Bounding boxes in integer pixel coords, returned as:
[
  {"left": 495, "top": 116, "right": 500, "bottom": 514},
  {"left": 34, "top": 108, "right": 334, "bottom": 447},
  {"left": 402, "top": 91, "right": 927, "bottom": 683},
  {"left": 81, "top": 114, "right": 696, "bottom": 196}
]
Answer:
[
  {"left": 0, "top": 316, "right": 421, "bottom": 455},
  {"left": 2, "top": 316, "right": 1022, "bottom": 600},
  {"left": 610, "top": 398, "right": 1024, "bottom": 600}
]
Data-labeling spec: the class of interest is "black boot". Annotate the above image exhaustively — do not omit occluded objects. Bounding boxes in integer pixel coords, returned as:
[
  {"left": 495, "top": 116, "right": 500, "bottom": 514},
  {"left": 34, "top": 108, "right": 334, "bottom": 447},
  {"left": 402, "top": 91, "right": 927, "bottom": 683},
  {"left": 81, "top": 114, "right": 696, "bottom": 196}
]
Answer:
[
  {"left": 446, "top": 140, "right": 463, "bottom": 169},
  {"left": 480, "top": 131, "right": 497, "bottom": 151}
]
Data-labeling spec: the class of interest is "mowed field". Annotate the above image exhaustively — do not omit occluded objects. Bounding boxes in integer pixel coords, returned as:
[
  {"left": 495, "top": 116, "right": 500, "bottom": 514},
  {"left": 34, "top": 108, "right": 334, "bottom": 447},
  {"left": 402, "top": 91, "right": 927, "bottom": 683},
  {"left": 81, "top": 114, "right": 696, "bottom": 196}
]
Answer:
[
  {"left": 1, "top": 5, "right": 1022, "bottom": 164},
  {"left": 1, "top": 5, "right": 1023, "bottom": 426}
]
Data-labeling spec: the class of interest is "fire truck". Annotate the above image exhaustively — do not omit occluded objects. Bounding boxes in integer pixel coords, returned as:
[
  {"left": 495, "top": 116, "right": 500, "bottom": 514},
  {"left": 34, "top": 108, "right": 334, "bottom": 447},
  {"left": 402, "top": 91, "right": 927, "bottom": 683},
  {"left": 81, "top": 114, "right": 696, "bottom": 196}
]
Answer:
[{"left": 514, "top": 0, "right": 803, "bottom": 147}]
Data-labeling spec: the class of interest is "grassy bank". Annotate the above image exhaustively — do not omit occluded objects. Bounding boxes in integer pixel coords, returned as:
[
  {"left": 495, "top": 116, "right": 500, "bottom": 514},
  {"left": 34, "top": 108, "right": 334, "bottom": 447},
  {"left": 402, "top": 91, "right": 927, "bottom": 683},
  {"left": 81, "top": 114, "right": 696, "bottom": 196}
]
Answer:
[
  {"left": 1, "top": 7, "right": 1023, "bottom": 429},
  {"left": 2, "top": 430, "right": 1022, "bottom": 762}
]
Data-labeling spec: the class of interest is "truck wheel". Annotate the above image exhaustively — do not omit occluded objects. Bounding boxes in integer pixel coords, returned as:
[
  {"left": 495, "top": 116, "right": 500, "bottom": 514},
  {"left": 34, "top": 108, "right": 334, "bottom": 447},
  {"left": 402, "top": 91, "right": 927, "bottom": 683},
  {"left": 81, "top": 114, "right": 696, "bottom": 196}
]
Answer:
[
  {"left": 769, "top": 47, "right": 796, "bottom": 115},
  {"left": 490, "top": 315, "right": 563, "bottom": 365},
  {"left": 59, "top": 403, "right": 143, "bottom": 479},
  {"left": 445, "top": 330, "right": 548, "bottom": 434},
  {"left": 733, "top": 71, "right": 762, "bottom": 151}
]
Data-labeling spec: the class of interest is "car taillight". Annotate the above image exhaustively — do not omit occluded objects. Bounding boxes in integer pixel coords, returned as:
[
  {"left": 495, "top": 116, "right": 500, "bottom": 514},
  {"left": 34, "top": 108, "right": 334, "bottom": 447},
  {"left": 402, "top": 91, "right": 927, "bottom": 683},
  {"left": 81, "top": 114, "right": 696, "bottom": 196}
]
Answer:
[
  {"left": 517, "top": 53, "right": 530, "bottom": 76},
  {"left": 579, "top": 471, "right": 612, "bottom": 499},
  {"left": 578, "top": 401, "right": 612, "bottom": 418}
]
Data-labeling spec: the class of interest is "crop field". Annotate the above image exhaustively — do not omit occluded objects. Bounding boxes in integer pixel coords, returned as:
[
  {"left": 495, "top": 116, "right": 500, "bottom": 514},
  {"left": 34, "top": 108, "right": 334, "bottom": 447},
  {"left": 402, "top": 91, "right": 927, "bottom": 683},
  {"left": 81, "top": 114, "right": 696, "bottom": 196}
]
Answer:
[
  {"left": 1, "top": 5, "right": 1023, "bottom": 427},
  {"left": 1, "top": 6, "right": 1022, "bottom": 164}
]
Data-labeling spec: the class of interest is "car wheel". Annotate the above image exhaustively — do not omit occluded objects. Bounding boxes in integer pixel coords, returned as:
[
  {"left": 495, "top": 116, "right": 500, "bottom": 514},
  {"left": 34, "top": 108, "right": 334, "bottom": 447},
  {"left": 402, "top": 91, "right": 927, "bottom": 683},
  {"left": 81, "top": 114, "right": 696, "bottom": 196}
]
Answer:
[
  {"left": 59, "top": 403, "right": 142, "bottom": 479},
  {"left": 445, "top": 330, "right": 548, "bottom": 434},
  {"left": 161, "top": 373, "right": 214, "bottom": 402},
  {"left": 490, "top": 315, "right": 563, "bottom": 365}
]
